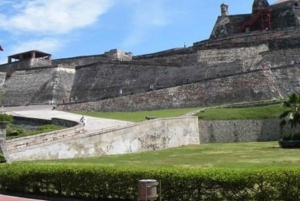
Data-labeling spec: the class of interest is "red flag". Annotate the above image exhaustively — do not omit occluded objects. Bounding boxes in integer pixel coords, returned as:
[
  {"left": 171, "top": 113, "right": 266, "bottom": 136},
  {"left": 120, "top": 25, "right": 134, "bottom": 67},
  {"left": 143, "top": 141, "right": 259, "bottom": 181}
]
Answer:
[{"left": 0, "top": 46, "right": 3, "bottom": 51}]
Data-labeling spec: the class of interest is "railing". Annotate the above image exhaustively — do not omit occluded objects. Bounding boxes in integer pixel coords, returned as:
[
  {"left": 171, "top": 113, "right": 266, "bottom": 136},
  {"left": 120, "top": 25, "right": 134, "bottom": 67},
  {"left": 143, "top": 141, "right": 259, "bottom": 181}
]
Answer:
[
  {"left": 6, "top": 123, "right": 132, "bottom": 153},
  {"left": 6, "top": 125, "right": 84, "bottom": 152}
]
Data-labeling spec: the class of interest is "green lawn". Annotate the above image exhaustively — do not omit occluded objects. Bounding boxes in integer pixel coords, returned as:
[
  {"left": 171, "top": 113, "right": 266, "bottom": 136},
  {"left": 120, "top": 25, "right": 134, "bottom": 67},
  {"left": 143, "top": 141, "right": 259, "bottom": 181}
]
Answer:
[
  {"left": 72, "top": 103, "right": 286, "bottom": 122},
  {"left": 72, "top": 108, "right": 200, "bottom": 122},
  {"left": 27, "top": 142, "right": 300, "bottom": 169},
  {"left": 197, "top": 104, "right": 286, "bottom": 120}
]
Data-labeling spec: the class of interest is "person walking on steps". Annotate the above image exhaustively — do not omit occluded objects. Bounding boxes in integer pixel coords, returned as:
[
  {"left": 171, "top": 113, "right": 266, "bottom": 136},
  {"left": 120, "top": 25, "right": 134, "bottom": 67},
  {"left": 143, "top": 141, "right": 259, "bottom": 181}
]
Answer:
[{"left": 80, "top": 116, "right": 86, "bottom": 126}]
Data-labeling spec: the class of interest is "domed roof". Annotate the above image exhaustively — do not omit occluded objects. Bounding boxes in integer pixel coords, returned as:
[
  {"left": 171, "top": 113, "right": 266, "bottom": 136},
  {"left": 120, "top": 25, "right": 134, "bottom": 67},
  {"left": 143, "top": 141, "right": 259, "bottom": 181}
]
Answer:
[{"left": 272, "top": 0, "right": 294, "bottom": 5}]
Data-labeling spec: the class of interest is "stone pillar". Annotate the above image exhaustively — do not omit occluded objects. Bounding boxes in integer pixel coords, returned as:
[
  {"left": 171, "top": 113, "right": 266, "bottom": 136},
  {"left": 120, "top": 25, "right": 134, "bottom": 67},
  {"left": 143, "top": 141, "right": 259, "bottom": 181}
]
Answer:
[
  {"left": 0, "top": 121, "right": 10, "bottom": 163},
  {"left": 8, "top": 56, "right": 12, "bottom": 63},
  {"left": 19, "top": 54, "right": 23, "bottom": 61},
  {"left": 220, "top": 3, "right": 228, "bottom": 16},
  {"left": 31, "top": 51, "right": 36, "bottom": 59}
]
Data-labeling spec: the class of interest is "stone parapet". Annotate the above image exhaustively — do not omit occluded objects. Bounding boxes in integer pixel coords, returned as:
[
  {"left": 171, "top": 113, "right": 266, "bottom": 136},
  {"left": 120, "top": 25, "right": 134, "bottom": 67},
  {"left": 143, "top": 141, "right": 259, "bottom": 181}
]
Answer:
[{"left": 6, "top": 119, "right": 82, "bottom": 153}]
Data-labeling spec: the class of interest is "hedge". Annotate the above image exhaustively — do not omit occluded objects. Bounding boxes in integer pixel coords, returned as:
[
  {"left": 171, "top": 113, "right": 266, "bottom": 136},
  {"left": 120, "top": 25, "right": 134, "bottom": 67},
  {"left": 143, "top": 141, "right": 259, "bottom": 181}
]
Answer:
[{"left": 0, "top": 164, "right": 300, "bottom": 200}]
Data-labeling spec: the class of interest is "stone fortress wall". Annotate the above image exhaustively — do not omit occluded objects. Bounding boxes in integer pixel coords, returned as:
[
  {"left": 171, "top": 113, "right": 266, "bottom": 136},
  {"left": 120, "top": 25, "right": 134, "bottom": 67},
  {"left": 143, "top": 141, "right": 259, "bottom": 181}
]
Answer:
[
  {"left": 2, "top": 67, "right": 75, "bottom": 106},
  {"left": 2, "top": 34, "right": 300, "bottom": 108},
  {"left": 70, "top": 61, "right": 244, "bottom": 102},
  {"left": 1, "top": 0, "right": 300, "bottom": 110},
  {"left": 61, "top": 68, "right": 292, "bottom": 112}
]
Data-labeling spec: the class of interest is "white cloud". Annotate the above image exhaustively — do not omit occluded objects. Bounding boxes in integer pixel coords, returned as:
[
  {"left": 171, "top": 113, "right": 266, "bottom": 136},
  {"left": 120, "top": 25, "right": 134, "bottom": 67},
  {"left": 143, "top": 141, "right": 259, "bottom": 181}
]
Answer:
[
  {"left": 0, "top": 0, "right": 114, "bottom": 34},
  {"left": 0, "top": 0, "right": 116, "bottom": 64}
]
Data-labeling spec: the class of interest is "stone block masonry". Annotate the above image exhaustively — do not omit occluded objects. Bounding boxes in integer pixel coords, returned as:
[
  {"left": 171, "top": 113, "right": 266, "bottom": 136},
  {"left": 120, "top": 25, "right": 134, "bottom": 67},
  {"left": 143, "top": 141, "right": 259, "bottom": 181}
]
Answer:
[
  {"left": 2, "top": 67, "right": 75, "bottom": 106},
  {"left": 199, "top": 119, "right": 300, "bottom": 143},
  {"left": 60, "top": 69, "right": 283, "bottom": 112}
]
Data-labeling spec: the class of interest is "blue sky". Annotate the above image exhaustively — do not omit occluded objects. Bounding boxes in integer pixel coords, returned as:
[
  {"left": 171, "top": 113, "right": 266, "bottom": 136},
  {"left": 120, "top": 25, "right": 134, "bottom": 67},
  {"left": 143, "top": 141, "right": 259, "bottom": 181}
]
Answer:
[{"left": 0, "top": 0, "right": 278, "bottom": 64}]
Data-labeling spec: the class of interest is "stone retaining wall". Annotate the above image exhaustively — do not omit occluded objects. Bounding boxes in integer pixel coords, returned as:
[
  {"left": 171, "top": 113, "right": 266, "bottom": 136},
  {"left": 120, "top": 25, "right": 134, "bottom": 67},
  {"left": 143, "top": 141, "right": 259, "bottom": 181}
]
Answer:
[
  {"left": 59, "top": 70, "right": 283, "bottom": 112},
  {"left": 70, "top": 62, "right": 233, "bottom": 102},
  {"left": 199, "top": 119, "right": 300, "bottom": 143},
  {"left": 8, "top": 116, "right": 199, "bottom": 161}
]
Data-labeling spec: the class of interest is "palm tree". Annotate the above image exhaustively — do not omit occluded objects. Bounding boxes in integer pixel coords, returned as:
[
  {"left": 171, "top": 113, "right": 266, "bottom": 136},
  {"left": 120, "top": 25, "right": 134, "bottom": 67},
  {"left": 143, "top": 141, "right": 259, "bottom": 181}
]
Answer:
[{"left": 280, "top": 93, "right": 300, "bottom": 138}]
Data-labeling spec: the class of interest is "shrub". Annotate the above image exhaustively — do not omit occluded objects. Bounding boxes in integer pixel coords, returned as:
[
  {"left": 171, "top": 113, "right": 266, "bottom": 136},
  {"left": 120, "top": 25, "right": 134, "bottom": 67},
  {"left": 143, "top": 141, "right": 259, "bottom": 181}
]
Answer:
[
  {"left": 6, "top": 124, "right": 65, "bottom": 140},
  {"left": 37, "top": 124, "right": 64, "bottom": 133},
  {"left": 0, "top": 114, "right": 12, "bottom": 122},
  {"left": 282, "top": 133, "right": 300, "bottom": 140},
  {"left": 0, "top": 153, "right": 6, "bottom": 163},
  {"left": 1, "top": 164, "right": 300, "bottom": 200}
]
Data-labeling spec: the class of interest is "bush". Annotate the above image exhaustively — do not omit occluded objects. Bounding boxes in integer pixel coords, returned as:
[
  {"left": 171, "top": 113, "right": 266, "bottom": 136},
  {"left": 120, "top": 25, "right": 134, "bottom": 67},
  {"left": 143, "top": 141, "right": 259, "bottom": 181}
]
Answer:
[
  {"left": 0, "top": 114, "right": 12, "bottom": 122},
  {"left": 1, "top": 164, "right": 300, "bottom": 200},
  {"left": 0, "top": 153, "right": 6, "bottom": 163},
  {"left": 37, "top": 124, "right": 64, "bottom": 133},
  {"left": 282, "top": 133, "right": 300, "bottom": 140},
  {"left": 6, "top": 123, "right": 65, "bottom": 140}
]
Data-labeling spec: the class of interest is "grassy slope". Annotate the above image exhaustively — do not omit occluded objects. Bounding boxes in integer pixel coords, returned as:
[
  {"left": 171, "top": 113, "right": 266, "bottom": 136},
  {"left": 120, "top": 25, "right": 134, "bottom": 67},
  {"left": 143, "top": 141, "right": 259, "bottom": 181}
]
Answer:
[
  {"left": 72, "top": 104, "right": 286, "bottom": 122},
  {"left": 197, "top": 104, "right": 286, "bottom": 120},
  {"left": 73, "top": 108, "right": 200, "bottom": 122},
  {"left": 27, "top": 142, "right": 300, "bottom": 169}
]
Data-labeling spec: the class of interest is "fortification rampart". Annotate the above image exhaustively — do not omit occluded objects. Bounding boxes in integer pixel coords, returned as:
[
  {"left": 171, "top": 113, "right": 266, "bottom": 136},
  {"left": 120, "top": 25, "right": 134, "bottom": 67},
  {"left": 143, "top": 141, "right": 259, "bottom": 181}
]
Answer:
[
  {"left": 0, "top": 59, "right": 51, "bottom": 72},
  {"left": 8, "top": 116, "right": 199, "bottom": 161},
  {"left": 195, "top": 27, "right": 300, "bottom": 50},
  {"left": 52, "top": 49, "right": 133, "bottom": 69},
  {"left": 60, "top": 69, "right": 285, "bottom": 112},
  {"left": 70, "top": 60, "right": 247, "bottom": 102},
  {"left": 52, "top": 54, "right": 109, "bottom": 69},
  {"left": 3, "top": 67, "right": 75, "bottom": 106}
]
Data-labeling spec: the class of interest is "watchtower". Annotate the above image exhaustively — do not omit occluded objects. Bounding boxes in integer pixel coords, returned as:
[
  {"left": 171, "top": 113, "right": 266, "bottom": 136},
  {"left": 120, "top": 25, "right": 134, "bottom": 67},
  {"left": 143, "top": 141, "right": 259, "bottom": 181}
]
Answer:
[
  {"left": 252, "top": 0, "right": 270, "bottom": 14},
  {"left": 220, "top": 3, "right": 229, "bottom": 17},
  {"left": 7, "top": 50, "right": 52, "bottom": 68},
  {"left": 237, "top": 0, "right": 271, "bottom": 33}
]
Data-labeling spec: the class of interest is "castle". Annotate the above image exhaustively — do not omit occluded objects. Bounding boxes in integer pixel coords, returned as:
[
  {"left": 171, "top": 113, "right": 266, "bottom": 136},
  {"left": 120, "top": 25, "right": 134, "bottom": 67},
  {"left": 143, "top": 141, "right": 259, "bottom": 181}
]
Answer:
[{"left": 1, "top": 0, "right": 300, "bottom": 111}]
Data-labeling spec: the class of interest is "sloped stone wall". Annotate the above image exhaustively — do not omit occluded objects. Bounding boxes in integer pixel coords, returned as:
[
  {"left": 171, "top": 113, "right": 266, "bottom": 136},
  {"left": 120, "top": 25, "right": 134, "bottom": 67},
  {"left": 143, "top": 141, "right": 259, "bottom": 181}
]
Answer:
[
  {"left": 271, "top": 65, "right": 300, "bottom": 95},
  {"left": 70, "top": 60, "right": 247, "bottom": 102},
  {"left": 60, "top": 70, "right": 283, "bottom": 112},
  {"left": 2, "top": 67, "right": 75, "bottom": 106}
]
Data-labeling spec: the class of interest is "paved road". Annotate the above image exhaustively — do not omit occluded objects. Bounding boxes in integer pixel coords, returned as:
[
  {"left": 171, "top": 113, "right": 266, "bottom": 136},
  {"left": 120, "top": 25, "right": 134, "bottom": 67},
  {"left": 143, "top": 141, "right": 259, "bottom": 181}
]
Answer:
[{"left": 3, "top": 105, "right": 132, "bottom": 134}]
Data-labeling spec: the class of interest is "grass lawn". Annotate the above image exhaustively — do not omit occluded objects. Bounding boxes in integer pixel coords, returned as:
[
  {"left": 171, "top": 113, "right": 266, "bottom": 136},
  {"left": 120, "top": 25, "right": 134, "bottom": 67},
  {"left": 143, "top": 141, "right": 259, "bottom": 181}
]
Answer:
[
  {"left": 72, "top": 103, "right": 286, "bottom": 122},
  {"left": 197, "top": 103, "right": 286, "bottom": 120},
  {"left": 72, "top": 108, "right": 200, "bottom": 122},
  {"left": 27, "top": 141, "right": 300, "bottom": 169}
]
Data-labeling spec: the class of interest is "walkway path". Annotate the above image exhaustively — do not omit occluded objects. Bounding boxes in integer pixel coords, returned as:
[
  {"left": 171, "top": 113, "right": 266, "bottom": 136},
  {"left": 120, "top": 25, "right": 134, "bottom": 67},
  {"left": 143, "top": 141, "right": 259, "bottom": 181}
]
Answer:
[{"left": 3, "top": 105, "right": 132, "bottom": 134}]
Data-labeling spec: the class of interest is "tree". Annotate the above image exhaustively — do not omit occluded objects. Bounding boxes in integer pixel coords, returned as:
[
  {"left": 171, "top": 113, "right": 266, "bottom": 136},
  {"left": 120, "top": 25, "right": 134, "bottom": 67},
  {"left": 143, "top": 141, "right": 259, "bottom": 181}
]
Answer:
[{"left": 280, "top": 93, "right": 300, "bottom": 138}]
